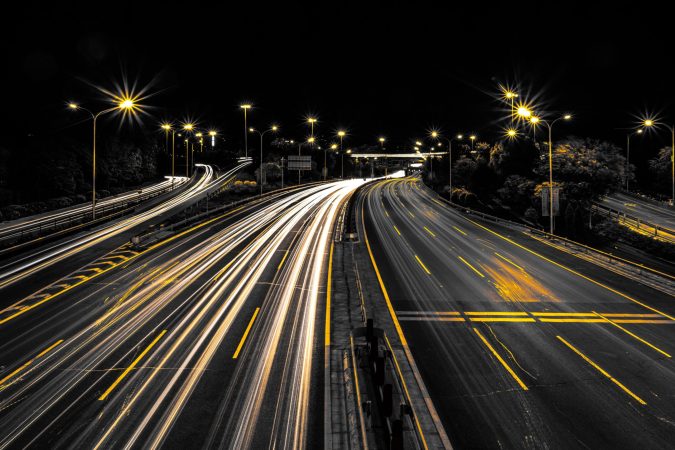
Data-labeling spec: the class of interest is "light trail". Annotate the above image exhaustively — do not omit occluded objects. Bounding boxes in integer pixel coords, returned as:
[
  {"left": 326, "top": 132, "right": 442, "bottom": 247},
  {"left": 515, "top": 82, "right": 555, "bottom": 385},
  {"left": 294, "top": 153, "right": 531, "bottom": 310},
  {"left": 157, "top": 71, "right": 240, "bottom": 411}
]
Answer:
[{"left": 0, "top": 177, "right": 366, "bottom": 449}]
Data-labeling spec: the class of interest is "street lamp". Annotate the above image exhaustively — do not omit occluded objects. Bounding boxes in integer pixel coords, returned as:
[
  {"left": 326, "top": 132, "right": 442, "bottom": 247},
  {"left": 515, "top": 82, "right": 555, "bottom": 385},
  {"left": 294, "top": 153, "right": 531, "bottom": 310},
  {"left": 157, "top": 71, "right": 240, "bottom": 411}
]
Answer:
[
  {"left": 469, "top": 135, "right": 476, "bottom": 151},
  {"left": 502, "top": 88, "right": 519, "bottom": 125},
  {"left": 208, "top": 130, "right": 217, "bottom": 149},
  {"left": 240, "top": 104, "right": 252, "bottom": 158},
  {"left": 308, "top": 117, "right": 318, "bottom": 138},
  {"left": 379, "top": 137, "right": 387, "bottom": 177},
  {"left": 530, "top": 116, "right": 541, "bottom": 143},
  {"left": 625, "top": 128, "right": 643, "bottom": 191},
  {"left": 68, "top": 97, "right": 137, "bottom": 219},
  {"left": 642, "top": 118, "right": 674, "bottom": 204},
  {"left": 343, "top": 149, "right": 352, "bottom": 179},
  {"left": 506, "top": 128, "right": 518, "bottom": 139},
  {"left": 338, "top": 130, "right": 346, "bottom": 177},
  {"left": 160, "top": 123, "right": 178, "bottom": 188},
  {"left": 249, "top": 125, "right": 278, "bottom": 195},
  {"left": 183, "top": 123, "right": 195, "bottom": 177},
  {"left": 530, "top": 113, "right": 572, "bottom": 234},
  {"left": 430, "top": 132, "right": 463, "bottom": 198}
]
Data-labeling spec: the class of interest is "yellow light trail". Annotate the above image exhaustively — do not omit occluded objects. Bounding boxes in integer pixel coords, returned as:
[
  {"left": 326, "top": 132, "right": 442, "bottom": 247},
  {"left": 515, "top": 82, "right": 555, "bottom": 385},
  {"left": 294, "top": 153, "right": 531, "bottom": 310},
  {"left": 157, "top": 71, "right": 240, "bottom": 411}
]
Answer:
[
  {"left": 556, "top": 335, "right": 646, "bottom": 405},
  {"left": 473, "top": 328, "right": 528, "bottom": 390},
  {"left": 423, "top": 226, "right": 436, "bottom": 237},
  {"left": 452, "top": 226, "right": 467, "bottom": 236},
  {"left": 325, "top": 242, "right": 334, "bottom": 346},
  {"left": 494, "top": 252, "right": 525, "bottom": 271},
  {"left": 278, "top": 249, "right": 289, "bottom": 271},
  {"left": 98, "top": 330, "right": 167, "bottom": 401},
  {"left": 0, "top": 340, "right": 63, "bottom": 389},
  {"left": 393, "top": 225, "right": 401, "bottom": 236},
  {"left": 232, "top": 308, "right": 261, "bottom": 359}
]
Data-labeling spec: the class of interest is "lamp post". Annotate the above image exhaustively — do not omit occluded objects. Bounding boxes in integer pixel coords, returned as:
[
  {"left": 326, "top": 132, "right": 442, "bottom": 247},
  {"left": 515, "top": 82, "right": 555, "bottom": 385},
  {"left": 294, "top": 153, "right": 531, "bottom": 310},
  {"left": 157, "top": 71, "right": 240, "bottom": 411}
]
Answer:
[
  {"left": 182, "top": 123, "right": 194, "bottom": 177},
  {"left": 378, "top": 137, "right": 387, "bottom": 177},
  {"left": 308, "top": 117, "right": 317, "bottom": 138},
  {"left": 68, "top": 98, "right": 136, "bottom": 219},
  {"left": 161, "top": 123, "right": 177, "bottom": 188},
  {"left": 444, "top": 134, "right": 463, "bottom": 198},
  {"left": 240, "top": 104, "right": 252, "bottom": 158},
  {"left": 503, "top": 89, "right": 518, "bottom": 125},
  {"left": 337, "top": 130, "right": 346, "bottom": 178},
  {"left": 208, "top": 130, "right": 217, "bottom": 149},
  {"left": 642, "top": 119, "right": 675, "bottom": 205},
  {"left": 249, "top": 125, "right": 278, "bottom": 195},
  {"left": 530, "top": 114, "right": 572, "bottom": 235},
  {"left": 625, "top": 128, "right": 643, "bottom": 191},
  {"left": 469, "top": 135, "right": 476, "bottom": 151}
]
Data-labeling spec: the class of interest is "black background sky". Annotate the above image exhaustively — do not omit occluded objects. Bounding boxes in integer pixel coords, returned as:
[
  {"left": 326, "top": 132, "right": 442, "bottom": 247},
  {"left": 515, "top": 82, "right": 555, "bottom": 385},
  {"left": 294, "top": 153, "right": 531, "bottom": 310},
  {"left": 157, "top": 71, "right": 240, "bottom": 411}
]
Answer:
[{"left": 2, "top": 1, "right": 674, "bottom": 155}]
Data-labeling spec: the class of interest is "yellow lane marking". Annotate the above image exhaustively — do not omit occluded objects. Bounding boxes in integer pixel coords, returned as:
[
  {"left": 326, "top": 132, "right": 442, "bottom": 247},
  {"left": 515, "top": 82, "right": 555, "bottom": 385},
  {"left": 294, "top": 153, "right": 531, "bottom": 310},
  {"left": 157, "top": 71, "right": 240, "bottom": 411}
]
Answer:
[
  {"left": 278, "top": 249, "right": 289, "bottom": 271},
  {"left": 233, "top": 308, "right": 261, "bottom": 359},
  {"left": 458, "top": 256, "right": 485, "bottom": 278},
  {"left": 393, "top": 225, "right": 401, "bottom": 236},
  {"left": 470, "top": 318, "right": 536, "bottom": 323},
  {"left": 0, "top": 202, "right": 249, "bottom": 327},
  {"left": 593, "top": 311, "right": 671, "bottom": 358},
  {"left": 464, "top": 218, "right": 675, "bottom": 321},
  {"left": 494, "top": 252, "right": 525, "bottom": 271},
  {"left": 362, "top": 189, "right": 408, "bottom": 345},
  {"left": 423, "top": 226, "right": 436, "bottom": 237},
  {"left": 556, "top": 335, "right": 646, "bottom": 405},
  {"left": 465, "top": 311, "right": 528, "bottom": 316},
  {"left": 325, "top": 242, "right": 334, "bottom": 347},
  {"left": 415, "top": 255, "right": 432, "bottom": 275},
  {"left": 98, "top": 330, "right": 167, "bottom": 401},
  {"left": 452, "top": 226, "right": 467, "bottom": 236},
  {"left": 473, "top": 328, "right": 528, "bottom": 390},
  {"left": 0, "top": 340, "right": 63, "bottom": 388}
]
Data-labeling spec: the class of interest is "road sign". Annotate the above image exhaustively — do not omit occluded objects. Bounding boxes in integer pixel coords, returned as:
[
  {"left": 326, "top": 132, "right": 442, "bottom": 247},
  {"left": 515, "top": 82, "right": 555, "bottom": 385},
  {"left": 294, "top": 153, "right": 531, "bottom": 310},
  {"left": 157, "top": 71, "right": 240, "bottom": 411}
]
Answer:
[
  {"left": 288, "top": 155, "right": 312, "bottom": 171},
  {"left": 541, "top": 187, "right": 560, "bottom": 216}
]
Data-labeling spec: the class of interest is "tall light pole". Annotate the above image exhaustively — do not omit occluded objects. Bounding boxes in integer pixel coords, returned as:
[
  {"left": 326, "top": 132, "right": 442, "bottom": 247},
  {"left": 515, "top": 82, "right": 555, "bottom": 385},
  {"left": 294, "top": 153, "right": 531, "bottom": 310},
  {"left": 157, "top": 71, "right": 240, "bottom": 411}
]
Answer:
[
  {"left": 249, "top": 125, "right": 278, "bottom": 195},
  {"left": 183, "top": 123, "right": 194, "bottom": 177},
  {"left": 504, "top": 90, "right": 518, "bottom": 125},
  {"left": 531, "top": 114, "right": 572, "bottom": 235},
  {"left": 161, "top": 123, "right": 177, "bottom": 188},
  {"left": 378, "top": 137, "right": 387, "bottom": 177},
  {"left": 469, "top": 135, "right": 476, "bottom": 151},
  {"left": 337, "top": 130, "right": 346, "bottom": 178},
  {"left": 308, "top": 117, "right": 317, "bottom": 138},
  {"left": 343, "top": 149, "right": 352, "bottom": 179},
  {"left": 530, "top": 116, "right": 540, "bottom": 144},
  {"left": 240, "top": 104, "right": 252, "bottom": 158},
  {"left": 441, "top": 133, "right": 463, "bottom": 198},
  {"left": 209, "top": 130, "right": 217, "bottom": 149},
  {"left": 68, "top": 98, "right": 136, "bottom": 219},
  {"left": 298, "top": 137, "right": 315, "bottom": 184},
  {"left": 625, "top": 128, "right": 643, "bottom": 191},
  {"left": 642, "top": 119, "right": 675, "bottom": 205}
]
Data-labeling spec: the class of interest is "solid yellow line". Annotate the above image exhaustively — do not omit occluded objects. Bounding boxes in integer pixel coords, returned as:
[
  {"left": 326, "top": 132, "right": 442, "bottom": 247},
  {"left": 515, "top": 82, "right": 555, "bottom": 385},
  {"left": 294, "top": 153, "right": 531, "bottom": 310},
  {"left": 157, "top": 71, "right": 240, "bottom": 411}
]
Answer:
[
  {"left": 593, "top": 311, "right": 671, "bottom": 358},
  {"left": 278, "top": 249, "right": 289, "bottom": 271},
  {"left": 473, "top": 328, "right": 528, "bottom": 390},
  {"left": 452, "top": 226, "right": 467, "bottom": 236},
  {"left": 464, "top": 218, "right": 675, "bottom": 321},
  {"left": 465, "top": 311, "right": 529, "bottom": 316},
  {"left": 325, "top": 242, "right": 334, "bottom": 347},
  {"left": 393, "top": 225, "right": 401, "bottom": 236},
  {"left": 458, "top": 256, "right": 484, "bottom": 278},
  {"left": 0, "top": 339, "right": 63, "bottom": 387},
  {"left": 232, "top": 308, "right": 260, "bottom": 359},
  {"left": 470, "top": 318, "right": 536, "bottom": 323},
  {"left": 494, "top": 252, "right": 525, "bottom": 271},
  {"left": 423, "top": 226, "right": 436, "bottom": 237},
  {"left": 99, "top": 330, "right": 167, "bottom": 401},
  {"left": 556, "top": 335, "right": 646, "bottom": 405},
  {"left": 415, "top": 255, "right": 432, "bottom": 275},
  {"left": 362, "top": 187, "right": 408, "bottom": 346}
]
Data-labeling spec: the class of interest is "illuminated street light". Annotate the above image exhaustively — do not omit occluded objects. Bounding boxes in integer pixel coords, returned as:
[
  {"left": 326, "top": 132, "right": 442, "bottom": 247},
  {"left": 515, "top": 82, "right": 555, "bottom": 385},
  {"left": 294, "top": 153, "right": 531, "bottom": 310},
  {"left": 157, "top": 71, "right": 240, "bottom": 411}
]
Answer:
[
  {"left": 469, "top": 135, "right": 476, "bottom": 151},
  {"left": 298, "top": 136, "right": 315, "bottom": 184},
  {"left": 530, "top": 113, "right": 573, "bottom": 234},
  {"left": 307, "top": 117, "right": 317, "bottom": 138},
  {"left": 337, "top": 130, "right": 347, "bottom": 178},
  {"left": 208, "top": 130, "right": 217, "bottom": 148},
  {"left": 240, "top": 104, "right": 252, "bottom": 158},
  {"left": 642, "top": 118, "right": 675, "bottom": 204},
  {"left": 160, "top": 123, "right": 178, "bottom": 186},
  {"left": 506, "top": 128, "right": 517, "bottom": 139},
  {"left": 249, "top": 125, "right": 279, "bottom": 195},
  {"left": 430, "top": 131, "right": 463, "bottom": 197},
  {"left": 68, "top": 97, "right": 139, "bottom": 219},
  {"left": 517, "top": 106, "right": 532, "bottom": 118},
  {"left": 183, "top": 123, "right": 195, "bottom": 177}
]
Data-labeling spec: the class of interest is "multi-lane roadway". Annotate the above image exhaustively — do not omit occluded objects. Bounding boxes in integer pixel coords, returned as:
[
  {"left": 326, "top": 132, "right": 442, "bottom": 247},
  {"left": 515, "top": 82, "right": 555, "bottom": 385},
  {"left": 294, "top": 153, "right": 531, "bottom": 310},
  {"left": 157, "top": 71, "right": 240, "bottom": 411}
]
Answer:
[
  {"left": 0, "top": 178, "right": 366, "bottom": 449},
  {"left": 357, "top": 177, "right": 675, "bottom": 449}
]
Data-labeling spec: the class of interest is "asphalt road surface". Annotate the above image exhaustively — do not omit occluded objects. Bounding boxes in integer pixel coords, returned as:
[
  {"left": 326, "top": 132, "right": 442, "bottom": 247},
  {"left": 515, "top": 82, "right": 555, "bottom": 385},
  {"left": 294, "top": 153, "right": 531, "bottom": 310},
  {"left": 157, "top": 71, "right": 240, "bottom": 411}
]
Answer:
[
  {"left": 359, "top": 177, "right": 675, "bottom": 449},
  {"left": 0, "top": 179, "right": 365, "bottom": 449},
  {"left": 601, "top": 193, "right": 675, "bottom": 231}
]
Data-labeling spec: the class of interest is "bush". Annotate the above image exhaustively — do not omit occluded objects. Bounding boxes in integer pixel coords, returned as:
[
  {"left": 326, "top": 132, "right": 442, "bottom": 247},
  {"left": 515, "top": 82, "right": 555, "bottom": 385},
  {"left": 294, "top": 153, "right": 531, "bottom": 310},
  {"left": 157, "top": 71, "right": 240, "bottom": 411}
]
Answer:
[{"left": 593, "top": 219, "right": 675, "bottom": 260}]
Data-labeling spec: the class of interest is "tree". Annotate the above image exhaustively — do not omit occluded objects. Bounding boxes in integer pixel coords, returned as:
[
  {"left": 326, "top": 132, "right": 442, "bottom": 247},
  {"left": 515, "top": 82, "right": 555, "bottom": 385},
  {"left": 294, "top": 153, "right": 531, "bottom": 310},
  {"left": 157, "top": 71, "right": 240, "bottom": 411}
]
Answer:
[{"left": 647, "top": 146, "right": 672, "bottom": 196}]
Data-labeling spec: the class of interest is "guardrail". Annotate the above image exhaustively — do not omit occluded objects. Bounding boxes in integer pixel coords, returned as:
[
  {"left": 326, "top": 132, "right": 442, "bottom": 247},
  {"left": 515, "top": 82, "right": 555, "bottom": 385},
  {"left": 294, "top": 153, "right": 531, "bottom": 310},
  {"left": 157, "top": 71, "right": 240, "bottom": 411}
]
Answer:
[
  {"left": 437, "top": 196, "right": 675, "bottom": 281},
  {"left": 591, "top": 202, "right": 675, "bottom": 243},
  {"left": 0, "top": 180, "right": 186, "bottom": 248}
]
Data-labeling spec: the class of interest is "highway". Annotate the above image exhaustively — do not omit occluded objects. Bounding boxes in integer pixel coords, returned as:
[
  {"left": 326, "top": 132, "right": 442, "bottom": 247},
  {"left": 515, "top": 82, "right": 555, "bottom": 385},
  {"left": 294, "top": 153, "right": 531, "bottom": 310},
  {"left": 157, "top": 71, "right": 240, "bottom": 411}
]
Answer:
[
  {"left": 358, "top": 177, "right": 675, "bottom": 449},
  {"left": 0, "top": 164, "right": 248, "bottom": 303},
  {"left": 601, "top": 193, "right": 675, "bottom": 231},
  {"left": 0, "top": 176, "right": 189, "bottom": 245},
  {"left": 0, "top": 178, "right": 365, "bottom": 448}
]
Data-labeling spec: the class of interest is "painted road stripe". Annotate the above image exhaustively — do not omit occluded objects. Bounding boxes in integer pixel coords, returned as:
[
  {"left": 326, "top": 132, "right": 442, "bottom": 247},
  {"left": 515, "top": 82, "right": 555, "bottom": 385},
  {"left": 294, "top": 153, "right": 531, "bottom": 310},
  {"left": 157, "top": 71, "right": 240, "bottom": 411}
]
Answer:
[
  {"left": 494, "top": 252, "right": 525, "bottom": 271},
  {"left": 452, "top": 226, "right": 467, "bottom": 236},
  {"left": 556, "top": 335, "right": 646, "bottom": 405},
  {"left": 458, "top": 256, "right": 485, "bottom": 278},
  {"left": 415, "top": 255, "right": 432, "bottom": 275},
  {"left": 99, "top": 330, "right": 167, "bottom": 401},
  {"left": 233, "top": 308, "right": 261, "bottom": 359},
  {"left": 394, "top": 225, "right": 401, "bottom": 236},
  {"left": 593, "top": 311, "right": 671, "bottom": 358},
  {"left": 423, "top": 226, "right": 436, "bottom": 237},
  {"left": 474, "top": 328, "right": 528, "bottom": 390}
]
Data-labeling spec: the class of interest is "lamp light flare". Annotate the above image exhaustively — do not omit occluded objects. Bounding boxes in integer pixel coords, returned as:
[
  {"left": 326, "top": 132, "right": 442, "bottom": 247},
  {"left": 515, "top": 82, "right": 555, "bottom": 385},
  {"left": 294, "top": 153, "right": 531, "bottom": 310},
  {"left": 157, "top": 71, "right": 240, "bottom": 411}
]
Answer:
[
  {"left": 240, "top": 104, "right": 252, "bottom": 109},
  {"left": 530, "top": 116, "right": 540, "bottom": 124},
  {"left": 563, "top": 114, "right": 572, "bottom": 120},
  {"left": 517, "top": 106, "right": 532, "bottom": 118},
  {"left": 208, "top": 130, "right": 217, "bottom": 136},
  {"left": 68, "top": 103, "right": 79, "bottom": 109},
  {"left": 643, "top": 119, "right": 654, "bottom": 127},
  {"left": 161, "top": 123, "right": 172, "bottom": 130},
  {"left": 337, "top": 130, "right": 346, "bottom": 137}
]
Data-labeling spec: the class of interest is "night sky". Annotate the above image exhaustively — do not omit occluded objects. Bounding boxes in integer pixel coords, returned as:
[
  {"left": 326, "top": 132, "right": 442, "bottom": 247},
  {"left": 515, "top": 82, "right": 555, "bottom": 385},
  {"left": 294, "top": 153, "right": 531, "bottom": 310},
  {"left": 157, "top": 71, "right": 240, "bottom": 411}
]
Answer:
[{"left": 2, "top": 1, "right": 674, "bottom": 154}]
